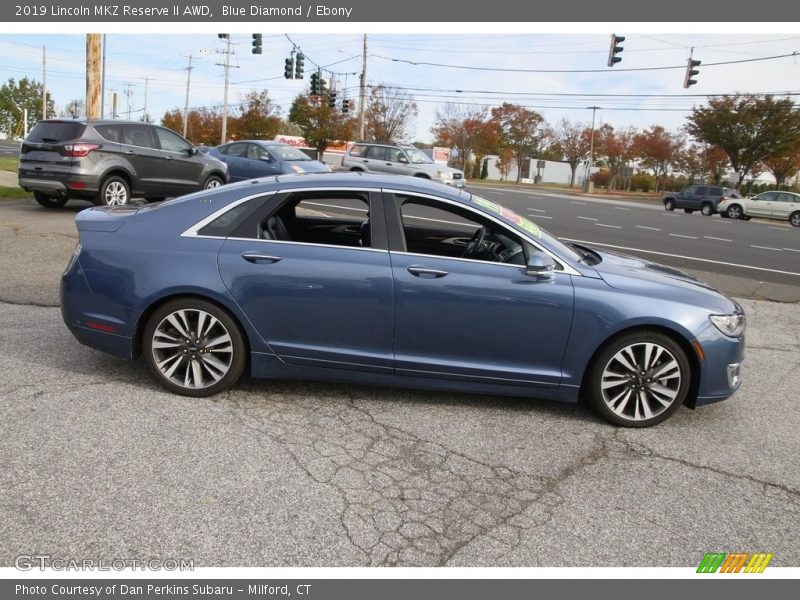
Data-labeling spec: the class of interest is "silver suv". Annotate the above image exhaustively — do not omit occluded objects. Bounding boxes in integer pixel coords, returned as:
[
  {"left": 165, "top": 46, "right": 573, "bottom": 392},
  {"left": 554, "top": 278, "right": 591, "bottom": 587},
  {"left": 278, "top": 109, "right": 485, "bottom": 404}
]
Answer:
[
  {"left": 18, "top": 119, "right": 228, "bottom": 208},
  {"left": 341, "top": 142, "right": 465, "bottom": 188}
]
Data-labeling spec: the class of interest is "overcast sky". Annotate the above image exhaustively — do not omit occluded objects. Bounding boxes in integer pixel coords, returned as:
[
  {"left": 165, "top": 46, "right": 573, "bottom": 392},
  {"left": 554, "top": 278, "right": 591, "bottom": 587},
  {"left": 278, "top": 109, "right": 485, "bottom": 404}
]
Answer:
[{"left": 1, "top": 32, "right": 798, "bottom": 142}]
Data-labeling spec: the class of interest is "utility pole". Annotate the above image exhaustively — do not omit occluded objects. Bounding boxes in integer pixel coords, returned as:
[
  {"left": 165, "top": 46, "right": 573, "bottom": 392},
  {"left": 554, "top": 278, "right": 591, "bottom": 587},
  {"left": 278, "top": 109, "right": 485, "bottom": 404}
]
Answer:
[
  {"left": 42, "top": 45, "right": 47, "bottom": 120},
  {"left": 123, "top": 82, "right": 135, "bottom": 119},
  {"left": 85, "top": 34, "right": 102, "bottom": 119},
  {"left": 356, "top": 34, "right": 367, "bottom": 140},
  {"left": 216, "top": 35, "right": 237, "bottom": 145},
  {"left": 183, "top": 55, "right": 194, "bottom": 137},
  {"left": 142, "top": 77, "right": 150, "bottom": 122},
  {"left": 583, "top": 105, "right": 600, "bottom": 193},
  {"left": 101, "top": 34, "right": 106, "bottom": 117}
]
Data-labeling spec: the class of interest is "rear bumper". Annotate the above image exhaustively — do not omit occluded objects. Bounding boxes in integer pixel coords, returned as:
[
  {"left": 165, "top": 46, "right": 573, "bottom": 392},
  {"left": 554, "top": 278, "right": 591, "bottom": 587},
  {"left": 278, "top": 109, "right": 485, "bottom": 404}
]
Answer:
[{"left": 18, "top": 177, "right": 68, "bottom": 196}]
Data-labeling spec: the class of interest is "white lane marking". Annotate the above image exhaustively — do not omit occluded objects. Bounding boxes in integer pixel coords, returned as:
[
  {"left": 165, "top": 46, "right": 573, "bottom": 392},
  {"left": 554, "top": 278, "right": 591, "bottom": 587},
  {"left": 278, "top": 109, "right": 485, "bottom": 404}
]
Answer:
[
  {"left": 784, "top": 247, "right": 800, "bottom": 252},
  {"left": 636, "top": 226, "right": 661, "bottom": 231},
  {"left": 578, "top": 216, "right": 598, "bottom": 221},
  {"left": 750, "top": 245, "right": 783, "bottom": 251},
  {"left": 562, "top": 238, "right": 800, "bottom": 278},
  {"left": 532, "top": 215, "right": 553, "bottom": 219},
  {"left": 704, "top": 236, "right": 732, "bottom": 242},
  {"left": 486, "top": 191, "right": 503, "bottom": 195},
  {"left": 613, "top": 206, "right": 631, "bottom": 211},
  {"left": 768, "top": 226, "right": 787, "bottom": 231},
  {"left": 661, "top": 213, "right": 680, "bottom": 217},
  {"left": 529, "top": 208, "right": 548, "bottom": 213},
  {"left": 570, "top": 200, "right": 587, "bottom": 205},
  {"left": 596, "top": 223, "right": 622, "bottom": 229},
  {"left": 669, "top": 233, "right": 697, "bottom": 239}
]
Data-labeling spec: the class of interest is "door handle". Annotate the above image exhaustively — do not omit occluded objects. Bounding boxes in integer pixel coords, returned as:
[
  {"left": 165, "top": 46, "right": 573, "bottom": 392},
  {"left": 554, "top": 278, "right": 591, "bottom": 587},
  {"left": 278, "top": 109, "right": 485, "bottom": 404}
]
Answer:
[
  {"left": 407, "top": 266, "right": 448, "bottom": 278},
  {"left": 125, "top": 150, "right": 135, "bottom": 155},
  {"left": 165, "top": 155, "right": 175, "bottom": 160},
  {"left": 242, "top": 252, "right": 282, "bottom": 264}
]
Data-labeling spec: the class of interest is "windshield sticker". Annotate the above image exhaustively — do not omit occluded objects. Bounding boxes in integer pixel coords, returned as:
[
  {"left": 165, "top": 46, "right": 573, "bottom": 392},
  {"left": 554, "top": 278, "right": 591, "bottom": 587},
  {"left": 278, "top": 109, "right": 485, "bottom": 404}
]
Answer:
[{"left": 473, "top": 196, "right": 541, "bottom": 238}]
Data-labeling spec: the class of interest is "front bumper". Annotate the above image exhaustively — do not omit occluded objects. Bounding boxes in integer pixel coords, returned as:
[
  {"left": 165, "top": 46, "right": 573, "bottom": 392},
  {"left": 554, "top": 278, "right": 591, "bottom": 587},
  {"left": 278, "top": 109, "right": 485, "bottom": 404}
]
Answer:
[{"left": 692, "top": 323, "right": 745, "bottom": 407}]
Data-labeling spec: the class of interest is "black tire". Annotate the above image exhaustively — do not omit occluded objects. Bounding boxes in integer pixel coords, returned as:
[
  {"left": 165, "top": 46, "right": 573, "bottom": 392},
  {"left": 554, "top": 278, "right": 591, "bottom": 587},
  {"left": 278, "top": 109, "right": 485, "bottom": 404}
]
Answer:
[
  {"left": 414, "top": 173, "right": 431, "bottom": 179},
  {"left": 142, "top": 298, "right": 246, "bottom": 397},
  {"left": 145, "top": 197, "right": 166, "bottom": 203},
  {"left": 726, "top": 204, "right": 743, "bottom": 220},
  {"left": 790, "top": 211, "right": 800, "bottom": 227},
  {"left": 585, "top": 330, "right": 691, "bottom": 428},
  {"left": 203, "top": 175, "right": 224, "bottom": 190},
  {"left": 96, "top": 175, "right": 130, "bottom": 206},
  {"left": 684, "top": 208, "right": 694, "bottom": 214},
  {"left": 349, "top": 167, "right": 364, "bottom": 172},
  {"left": 663, "top": 199, "right": 675, "bottom": 211},
  {"left": 701, "top": 203, "right": 714, "bottom": 216},
  {"left": 34, "top": 192, "right": 68, "bottom": 209}
]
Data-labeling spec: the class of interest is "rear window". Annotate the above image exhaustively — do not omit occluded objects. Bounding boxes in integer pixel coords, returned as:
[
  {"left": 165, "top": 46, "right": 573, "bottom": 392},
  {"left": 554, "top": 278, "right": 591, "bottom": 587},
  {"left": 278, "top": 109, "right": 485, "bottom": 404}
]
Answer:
[
  {"left": 26, "top": 121, "right": 85, "bottom": 143},
  {"left": 348, "top": 144, "right": 367, "bottom": 157}
]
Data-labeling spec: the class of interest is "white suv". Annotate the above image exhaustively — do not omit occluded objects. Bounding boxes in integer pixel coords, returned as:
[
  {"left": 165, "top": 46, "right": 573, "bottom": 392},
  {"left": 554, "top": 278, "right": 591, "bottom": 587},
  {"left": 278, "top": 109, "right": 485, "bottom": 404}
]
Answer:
[{"left": 341, "top": 142, "right": 465, "bottom": 188}]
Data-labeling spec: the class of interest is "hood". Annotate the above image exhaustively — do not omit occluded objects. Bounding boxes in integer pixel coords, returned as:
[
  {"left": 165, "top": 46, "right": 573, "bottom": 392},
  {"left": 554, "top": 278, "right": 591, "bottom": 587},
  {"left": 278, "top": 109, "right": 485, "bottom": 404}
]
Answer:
[
  {"left": 286, "top": 160, "right": 331, "bottom": 174},
  {"left": 590, "top": 248, "right": 737, "bottom": 312}
]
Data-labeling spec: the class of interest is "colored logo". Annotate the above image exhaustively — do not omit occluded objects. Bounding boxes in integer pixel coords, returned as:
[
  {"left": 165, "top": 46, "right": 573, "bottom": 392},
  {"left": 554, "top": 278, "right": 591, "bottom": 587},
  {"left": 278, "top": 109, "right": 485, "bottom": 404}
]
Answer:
[{"left": 697, "top": 552, "right": 773, "bottom": 573}]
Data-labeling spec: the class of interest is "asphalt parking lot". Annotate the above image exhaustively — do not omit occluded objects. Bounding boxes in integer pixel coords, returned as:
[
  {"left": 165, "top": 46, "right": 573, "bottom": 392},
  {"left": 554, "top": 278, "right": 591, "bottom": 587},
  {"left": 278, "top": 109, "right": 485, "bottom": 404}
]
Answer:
[{"left": 0, "top": 197, "right": 798, "bottom": 567}]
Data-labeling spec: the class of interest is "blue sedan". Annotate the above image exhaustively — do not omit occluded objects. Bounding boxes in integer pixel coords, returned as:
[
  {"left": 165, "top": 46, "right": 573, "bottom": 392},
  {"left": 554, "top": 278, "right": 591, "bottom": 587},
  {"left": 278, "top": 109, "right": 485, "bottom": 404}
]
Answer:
[
  {"left": 61, "top": 173, "right": 745, "bottom": 427},
  {"left": 207, "top": 140, "right": 330, "bottom": 182}
]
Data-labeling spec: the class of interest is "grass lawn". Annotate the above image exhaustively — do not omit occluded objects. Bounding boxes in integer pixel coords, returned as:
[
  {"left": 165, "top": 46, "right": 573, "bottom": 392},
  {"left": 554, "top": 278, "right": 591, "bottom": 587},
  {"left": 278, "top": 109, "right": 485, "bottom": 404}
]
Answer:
[{"left": 0, "top": 156, "right": 19, "bottom": 172}]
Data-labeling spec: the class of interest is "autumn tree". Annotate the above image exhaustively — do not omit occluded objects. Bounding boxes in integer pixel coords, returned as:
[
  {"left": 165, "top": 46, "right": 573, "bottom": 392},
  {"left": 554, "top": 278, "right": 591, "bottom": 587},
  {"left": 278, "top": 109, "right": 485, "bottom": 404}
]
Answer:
[
  {"left": 634, "top": 126, "right": 684, "bottom": 193},
  {"left": 676, "top": 144, "right": 705, "bottom": 184},
  {"left": 230, "top": 90, "right": 282, "bottom": 140},
  {"left": 685, "top": 94, "right": 800, "bottom": 188},
  {"left": 364, "top": 84, "right": 418, "bottom": 143},
  {"left": 549, "top": 118, "right": 591, "bottom": 187},
  {"left": 763, "top": 141, "right": 800, "bottom": 188},
  {"left": 431, "top": 103, "right": 498, "bottom": 172},
  {"left": 490, "top": 103, "right": 545, "bottom": 183},
  {"left": 594, "top": 124, "right": 637, "bottom": 191},
  {"left": 161, "top": 107, "right": 223, "bottom": 145},
  {"left": 288, "top": 94, "right": 356, "bottom": 158},
  {"left": 495, "top": 148, "right": 515, "bottom": 181},
  {"left": 0, "top": 77, "right": 55, "bottom": 136}
]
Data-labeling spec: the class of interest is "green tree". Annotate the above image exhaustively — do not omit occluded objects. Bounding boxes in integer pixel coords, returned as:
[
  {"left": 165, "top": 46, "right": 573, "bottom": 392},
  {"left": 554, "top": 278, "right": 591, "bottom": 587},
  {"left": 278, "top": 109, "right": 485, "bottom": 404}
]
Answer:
[
  {"left": 230, "top": 90, "right": 281, "bottom": 140},
  {"left": 431, "top": 103, "right": 499, "bottom": 172},
  {"left": 0, "top": 77, "right": 55, "bottom": 136},
  {"left": 685, "top": 94, "right": 800, "bottom": 189},
  {"left": 490, "top": 103, "right": 545, "bottom": 182},
  {"left": 288, "top": 94, "right": 356, "bottom": 159}
]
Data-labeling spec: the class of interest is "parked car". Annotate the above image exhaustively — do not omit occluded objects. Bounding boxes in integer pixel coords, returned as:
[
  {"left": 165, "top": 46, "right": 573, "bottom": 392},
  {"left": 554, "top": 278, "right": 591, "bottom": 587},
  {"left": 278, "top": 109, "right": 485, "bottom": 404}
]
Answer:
[
  {"left": 662, "top": 184, "right": 741, "bottom": 216},
  {"left": 341, "top": 142, "right": 465, "bottom": 188},
  {"left": 718, "top": 191, "right": 800, "bottom": 226},
  {"left": 207, "top": 140, "right": 330, "bottom": 182},
  {"left": 61, "top": 173, "right": 744, "bottom": 427},
  {"left": 18, "top": 119, "right": 228, "bottom": 208}
]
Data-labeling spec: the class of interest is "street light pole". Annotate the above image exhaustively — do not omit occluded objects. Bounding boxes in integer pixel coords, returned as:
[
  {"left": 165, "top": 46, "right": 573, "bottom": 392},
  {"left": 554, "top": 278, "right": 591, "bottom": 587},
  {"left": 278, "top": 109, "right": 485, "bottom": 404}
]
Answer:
[{"left": 583, "top": 105, "right": 600, "bottom": 192}]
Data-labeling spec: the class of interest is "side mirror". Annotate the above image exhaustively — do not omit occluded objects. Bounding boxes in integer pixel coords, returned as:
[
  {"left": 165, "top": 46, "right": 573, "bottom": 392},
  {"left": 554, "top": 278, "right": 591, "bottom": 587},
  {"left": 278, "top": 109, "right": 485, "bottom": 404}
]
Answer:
[
  {"left": 525, "top": 252, "right": 556, "bottom": 280},
  {"left": 397, "top": 155, "right": 409, "bottom": 164},
  {"left": 259, "top": 155, "right": 272, "bottom": 163},
  {"left": 187, "top": 147, "right": 198, "bottom": 156}
]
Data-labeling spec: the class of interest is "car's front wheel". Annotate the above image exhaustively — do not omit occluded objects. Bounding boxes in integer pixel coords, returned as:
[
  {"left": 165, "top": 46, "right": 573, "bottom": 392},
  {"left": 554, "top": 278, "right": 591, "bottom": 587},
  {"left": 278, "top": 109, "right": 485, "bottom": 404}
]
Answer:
[
  {"left": 203, "top": 175, "right": 224, "bottom": 189},
  {"left": 34, "top": 192, "right": 68, "bottom": 208},
  {"left": 97, "top": 175, "right": 130, "bottom": 206},
  {"left": 790, "top": 211, "right": 800, "bottom": 227},
  {"left": 726, "top": 204, "right": 743, "bottom": 219},
  {"left": 701, "top": 203, "right": 714, "bottom": 216},
  {"left": 585, "top": 330, "right": 691, "bottom": 427},
  {"left": 142, "top": 298, "right": 246, "bottom": 397},
  {"left": 664, "top": 199, "right": 675, "bottom": 211}
]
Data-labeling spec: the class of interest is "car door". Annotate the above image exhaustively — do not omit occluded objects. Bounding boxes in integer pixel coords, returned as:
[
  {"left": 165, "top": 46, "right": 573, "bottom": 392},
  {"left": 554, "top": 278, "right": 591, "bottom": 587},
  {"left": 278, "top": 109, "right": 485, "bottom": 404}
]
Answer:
[
  {"left": 385, "top": 192, "right": 575, "bottom": 393},
  {"left": 216, "top": 143, "right": 248, "bottom": 182},
  {"left": 120, "top": 124, "right": 164, "bottom": 196},
  {"left": 246, "top": 143, "right": 283, "bottom": 178},
  {"left": 216, "top": 189, "right": 395, "bottom": 373},
  {"left": 384, "top": 147, "right": 414, "bottom": 177},
  {"left": 362, "top": 145, "right": 389, "bottom": 173},
  {"left": 748, "top": 192, "right": 775, "bottom": 218},
  {"left": 153, "top": 127, "right": 205, "bottom": 195},
  {"left": 774, "top": 193, "right": 798, "bottom": 219},
  {"left": 689, "top": 186, "right": 708, "bottom": 210}
]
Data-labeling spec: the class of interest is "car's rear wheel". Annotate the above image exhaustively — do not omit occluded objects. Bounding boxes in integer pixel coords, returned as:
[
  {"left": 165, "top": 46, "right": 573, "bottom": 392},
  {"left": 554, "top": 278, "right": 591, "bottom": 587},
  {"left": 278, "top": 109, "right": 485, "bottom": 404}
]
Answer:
[
  {"left": 701, "top": 203, "right": 714, "bottom": 216},
  {"left": 586, "top": 330, "right": 690, "bottom": 427},
  {"left": 97, "top": 175, "right": 130, "bottom": 206},
  {"left": 34, "top": 192, "right": 68, "bottom": 209},
  {"left": 790, "top": 211, "right": 800, "bottom": 227},
  {"left": 349, "top": 167, "right": 364, "bottom": 172},
  {"left": 664, "top": 199, "right": 675, "bottom": 211},
  {"left": 142, "top": 298, "right": 246, "bottom": 397},
  {"left": 726, "top": 204, "right": 743, "bottom": 219},
  {"left": 203, "top": 175, "right": 224, "bottom": 189}
]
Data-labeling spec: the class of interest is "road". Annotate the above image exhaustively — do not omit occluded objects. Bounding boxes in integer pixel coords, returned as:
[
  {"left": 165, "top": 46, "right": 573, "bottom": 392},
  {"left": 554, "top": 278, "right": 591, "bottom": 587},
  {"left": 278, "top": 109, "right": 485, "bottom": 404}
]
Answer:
[
  {"left": 0, "top": 139, "right": 20, "bottom": 156},
  {"left": 0, "top": 193, "right": 799, "bottom": 568}
]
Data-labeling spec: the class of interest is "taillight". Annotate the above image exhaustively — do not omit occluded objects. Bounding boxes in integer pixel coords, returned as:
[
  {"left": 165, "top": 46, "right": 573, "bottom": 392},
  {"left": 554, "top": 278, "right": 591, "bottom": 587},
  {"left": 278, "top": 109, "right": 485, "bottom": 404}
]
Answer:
[{"left": 64, "top": 143, "right": 100, "bottom": 157}]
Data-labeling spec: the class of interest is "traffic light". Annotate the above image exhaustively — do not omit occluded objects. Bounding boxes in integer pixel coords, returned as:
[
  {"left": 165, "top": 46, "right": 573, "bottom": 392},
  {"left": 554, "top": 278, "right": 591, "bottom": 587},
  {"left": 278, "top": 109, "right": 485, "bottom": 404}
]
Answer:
[
  {"left": 284, "top": 56, "right": 294, "bottom": 79},
  {"left": 341, "top": 99, "right": 350, "bottom": 114},
  {"left": 328, "top": 91, "right": 337, "bottom": 109},
  {"left": 607, "top": 34, "right": 625, "bottom": 67},
  {"left": 218, "top": 33, "right": 229, "bottom": 39},
  {"left": 683, "top": 57, "right": 701, "bottom": 88},
  {"left": 294, "top": 53, "right": 304, "bottom": 79},
  {"left": 252, "top": 34, "right": 262, "bottom": 55},
  {"left": 310, "top": 72, "right": 320, "bottom": 95}
]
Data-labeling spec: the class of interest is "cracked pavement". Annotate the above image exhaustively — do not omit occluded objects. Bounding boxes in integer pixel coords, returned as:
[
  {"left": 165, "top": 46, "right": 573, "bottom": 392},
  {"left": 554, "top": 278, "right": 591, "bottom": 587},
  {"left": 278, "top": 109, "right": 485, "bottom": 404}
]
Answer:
[{"left": 0, "top": 198, "right": 798, "bottom": 567}]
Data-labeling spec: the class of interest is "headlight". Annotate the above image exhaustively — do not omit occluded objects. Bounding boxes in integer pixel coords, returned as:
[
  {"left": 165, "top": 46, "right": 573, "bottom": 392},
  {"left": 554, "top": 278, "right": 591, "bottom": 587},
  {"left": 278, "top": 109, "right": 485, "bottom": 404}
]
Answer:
[
  {"left": 709, "top": 313, "right": 745, "bottom": 337},
  {"left": 437, "top": 171, "right": 453, "bottom": 179}
]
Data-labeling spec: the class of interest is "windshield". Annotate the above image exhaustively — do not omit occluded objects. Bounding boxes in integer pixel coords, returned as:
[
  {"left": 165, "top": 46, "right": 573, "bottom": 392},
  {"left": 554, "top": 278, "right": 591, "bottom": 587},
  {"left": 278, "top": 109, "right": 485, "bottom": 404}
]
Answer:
[
  {"left": 270, "top": 144, "right": 312, "bottom": 161},
  {"left": 470, "top": 195, "right": 584, "bottom": 264},
  {"left": 404, "top": 148, "right": 434, "bottom": 164}
]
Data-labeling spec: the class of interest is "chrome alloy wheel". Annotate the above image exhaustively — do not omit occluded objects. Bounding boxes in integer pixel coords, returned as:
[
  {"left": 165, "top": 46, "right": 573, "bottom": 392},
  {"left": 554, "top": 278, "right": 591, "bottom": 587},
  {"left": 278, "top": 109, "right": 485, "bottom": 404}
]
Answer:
[
  {"left": 151, "top": 309, "right": 234, "bottom": 390},
  {"left": 599, "top": 342, "right": 682, "bottom": 422},
  {"left": 104, "top": 181, "right": 129, "bottom": 205}
]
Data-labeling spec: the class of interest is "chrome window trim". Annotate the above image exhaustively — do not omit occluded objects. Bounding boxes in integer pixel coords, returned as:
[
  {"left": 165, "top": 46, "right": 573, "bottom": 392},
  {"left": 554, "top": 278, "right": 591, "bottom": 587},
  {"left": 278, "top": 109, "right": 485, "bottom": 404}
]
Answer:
[
  {"left": 181, "top": 191, "right": 276, "bottom": 238},
  {"left": 382, "top": 188, "right": 582, "bottom": 277},
  {"left": 391, "top": 250, "right": 541, "bottom": 271},
  {"left": 224, "top": 237, "right": 389, "bottom": 254}
]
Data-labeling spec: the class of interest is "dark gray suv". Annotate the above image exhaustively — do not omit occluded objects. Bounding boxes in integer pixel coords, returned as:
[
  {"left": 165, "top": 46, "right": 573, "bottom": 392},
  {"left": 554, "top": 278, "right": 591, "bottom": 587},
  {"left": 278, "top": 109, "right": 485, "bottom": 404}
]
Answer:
[
  {"left": 662, "top": 184, "right": 741, "bottom": 216},
  {"left": 18, "top": 119, "right": 228, "bottom": 208}
]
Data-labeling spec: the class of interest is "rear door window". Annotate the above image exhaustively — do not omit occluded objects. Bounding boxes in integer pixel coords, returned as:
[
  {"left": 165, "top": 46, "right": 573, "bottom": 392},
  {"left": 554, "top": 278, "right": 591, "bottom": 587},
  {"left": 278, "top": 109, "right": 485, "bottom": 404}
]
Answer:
[
  {"left": 94, "top": 125, "right": 124, "bottom": 142},
  {"left": 122, "top": 125, "right": 157, "bottom": 149},
  {"left": 694, "top": 186, "right": 709, "bottom": 196}
]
